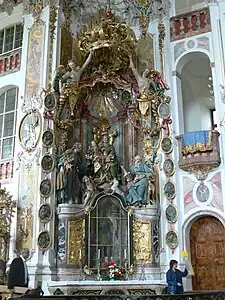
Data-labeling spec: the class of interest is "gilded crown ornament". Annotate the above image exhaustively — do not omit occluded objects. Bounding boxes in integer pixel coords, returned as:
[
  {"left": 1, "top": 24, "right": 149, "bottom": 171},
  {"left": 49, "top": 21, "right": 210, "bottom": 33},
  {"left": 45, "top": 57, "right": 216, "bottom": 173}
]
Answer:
[{"left": 76, "top": 10, "right": 137, "bottom": 62}]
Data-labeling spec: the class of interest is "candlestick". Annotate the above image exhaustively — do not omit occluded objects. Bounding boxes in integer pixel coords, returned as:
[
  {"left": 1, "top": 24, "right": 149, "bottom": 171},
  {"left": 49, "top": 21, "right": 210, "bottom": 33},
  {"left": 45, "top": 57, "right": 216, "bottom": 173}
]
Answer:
[
  {"left": 124, "top": 248, "right": 127, "bottom": 260},
  {"left": 79, "top": 249, "right": 82, "bottom": 260},
  {"left": 98, "top": 248, "right": 100, "bottom": 260}
]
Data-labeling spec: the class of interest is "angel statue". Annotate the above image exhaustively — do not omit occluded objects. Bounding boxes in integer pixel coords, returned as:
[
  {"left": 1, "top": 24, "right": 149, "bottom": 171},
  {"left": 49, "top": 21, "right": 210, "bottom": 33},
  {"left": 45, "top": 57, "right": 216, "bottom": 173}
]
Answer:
[
  {"left": 121, "top": 152, "right": 157, "bottom": 207},
  {"left": 54, "top": 49, "right": 94, "bottom": 117},
  {"left": 129, "top": 55, "right": 169, "bottom": 126}
]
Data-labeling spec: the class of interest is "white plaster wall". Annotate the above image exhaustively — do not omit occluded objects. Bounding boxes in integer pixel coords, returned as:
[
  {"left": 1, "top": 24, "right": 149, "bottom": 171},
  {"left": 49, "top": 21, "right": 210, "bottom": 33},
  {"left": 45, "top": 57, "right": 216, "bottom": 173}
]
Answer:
[
  {"left": 168, "top": 2, "right": 225, "bottom": 293},
  {"left": 0, "top": 4, "right": 27, "bottom": 267}
]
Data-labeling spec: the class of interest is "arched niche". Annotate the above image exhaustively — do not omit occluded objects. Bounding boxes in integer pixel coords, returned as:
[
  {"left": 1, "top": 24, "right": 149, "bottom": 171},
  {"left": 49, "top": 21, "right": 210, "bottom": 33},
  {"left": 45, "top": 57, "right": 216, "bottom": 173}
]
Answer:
[
  {"left": 85, "top": 192, "right": 133, "bottom": 270},
  {"left": 175, "top": 51, "right": 215, "bottom": 133}
]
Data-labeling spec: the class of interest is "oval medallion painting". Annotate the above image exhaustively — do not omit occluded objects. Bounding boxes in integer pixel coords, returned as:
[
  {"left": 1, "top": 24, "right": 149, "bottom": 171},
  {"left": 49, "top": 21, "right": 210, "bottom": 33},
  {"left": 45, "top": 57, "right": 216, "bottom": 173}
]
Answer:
[
  {"left": 40, "top": 179, "right": 53, "bottom": 198},
  {"left": 41, "top": 154, "right": 54, "bottom": 173},
  {"left": 42, "top": 130, "right": 54, "bottom": 148},
  {"left": 158, "top": 102, "right": 171, "bottom": 119},
  {"left": 38, "top": 203, "right": 52, "bottom": 223},
  {"left": 37, "top": 230, "right": 51, "bottom": 251},
  {"left": 44, "top": 93, "right": 56, "bottom": 111},
  {"left": 164, "top": 181, "right": 176, "bottom": 199},
  {"left": 165, "top": 205, "right": 178, "bottom": 223},
  {"left": 163, "top": 158, "right": 175, "bottom": 177},
  {"left": 19, "top": 111, "right": 41, "bottom": 152},
  {"left": 161, "top": 137, "right": 173, "bottom": 154},
  {"left": 165, "top": 230, "right": 179, "bottom": 249}
]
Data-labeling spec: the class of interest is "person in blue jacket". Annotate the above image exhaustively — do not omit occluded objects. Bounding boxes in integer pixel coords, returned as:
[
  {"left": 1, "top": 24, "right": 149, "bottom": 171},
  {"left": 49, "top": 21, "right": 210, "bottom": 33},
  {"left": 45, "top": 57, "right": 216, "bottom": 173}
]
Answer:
[{"left": 166, "top": 260, "right": 188, "bottom": 294}]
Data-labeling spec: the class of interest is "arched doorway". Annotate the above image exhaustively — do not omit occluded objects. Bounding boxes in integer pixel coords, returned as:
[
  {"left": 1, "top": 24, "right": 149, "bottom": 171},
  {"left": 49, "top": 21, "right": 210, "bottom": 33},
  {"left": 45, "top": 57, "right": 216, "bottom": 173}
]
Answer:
[{"left": 190, "top": 216, "right": 225, "bottom": 290}]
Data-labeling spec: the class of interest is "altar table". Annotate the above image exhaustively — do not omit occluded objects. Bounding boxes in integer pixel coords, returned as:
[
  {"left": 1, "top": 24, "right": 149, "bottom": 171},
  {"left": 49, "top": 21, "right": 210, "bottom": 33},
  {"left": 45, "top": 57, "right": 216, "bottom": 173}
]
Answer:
[{"left": 48, "top": 280, "right": 167, "bottom": 296}]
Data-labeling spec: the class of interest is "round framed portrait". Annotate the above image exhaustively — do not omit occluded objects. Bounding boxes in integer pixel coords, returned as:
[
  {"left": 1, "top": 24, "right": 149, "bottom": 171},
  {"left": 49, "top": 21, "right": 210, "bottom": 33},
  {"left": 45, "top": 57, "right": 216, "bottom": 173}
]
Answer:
[
  {"left": 158, "top": 102, "right": 171, "bottom": 119},
  {"left": 44, "top": 93, "right": 57, "bottom": 111},
  {"left": 40, "top": 179, "right": 53, "bottom": 198},
  {"left": 163, "top": 158, "right": 175, "bottom": 177},
  {"left": 165, "top": 204, "right": 178, "bottom": 223},
  {"left": 19, "top": 111, "right": 41, "bottom": 152},
  {"left": 38, "top": 203, "right": 52, "bottom": 223},
  {"left": 165, "top": 230, "right": 179, "bottom": 249},
  {"left": 42, "top": 130, "right": 54, "bottom": 148},
  {"left": 41, "top": 154, "right": 54, "bottom": 173},
  {"left": 164, "top": 181, "right": 176, "bottom": 199},
  {"left": 37, "top": 230, "right": 51, "bottom": 251},
  {"left": 161, "top": 136, "right": 173, "bottom": 154}
]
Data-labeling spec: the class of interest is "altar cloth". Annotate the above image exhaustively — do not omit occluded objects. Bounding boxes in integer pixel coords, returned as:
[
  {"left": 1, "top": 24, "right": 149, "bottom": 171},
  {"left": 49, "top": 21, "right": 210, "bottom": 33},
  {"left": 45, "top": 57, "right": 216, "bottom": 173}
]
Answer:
[
  {"left": 48, "top": 280, "right": 167, "bottom": 286},
  {"left": 48, "top": 280, "right": 167, "bottom": 296}
]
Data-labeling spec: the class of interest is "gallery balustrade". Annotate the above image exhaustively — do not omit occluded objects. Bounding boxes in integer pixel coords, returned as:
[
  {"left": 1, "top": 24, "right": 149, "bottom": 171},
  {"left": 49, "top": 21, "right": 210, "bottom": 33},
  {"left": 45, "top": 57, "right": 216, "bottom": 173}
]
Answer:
[
  {"left": 0, "top": 160, "right": 14, "bottom": 181},
  {"left": 0, "top": 48, "right": 22, "bottom": 76},
  {"left": 170, "top": 7, "right": 211, "bottom": 41}
]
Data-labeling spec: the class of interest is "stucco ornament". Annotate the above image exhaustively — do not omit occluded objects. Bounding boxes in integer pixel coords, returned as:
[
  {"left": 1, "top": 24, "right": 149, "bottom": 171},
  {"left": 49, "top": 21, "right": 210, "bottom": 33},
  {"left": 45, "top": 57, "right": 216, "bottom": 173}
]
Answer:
[{"left": 61, "top": 0, "right": 171, "bottom": 29}]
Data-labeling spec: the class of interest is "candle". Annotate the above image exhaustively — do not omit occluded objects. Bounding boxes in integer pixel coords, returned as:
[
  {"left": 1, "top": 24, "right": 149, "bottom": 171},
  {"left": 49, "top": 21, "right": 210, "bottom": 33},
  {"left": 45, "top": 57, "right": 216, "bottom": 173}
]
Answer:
[
  {"left": 98, "top": 248, "right": 100, "bottom": 260},
  {"left": 124, "top": 249, "right": 127, "bottom": 260},
  {"left": 79, "top": 249, "right": 82, "bottom": 260}
]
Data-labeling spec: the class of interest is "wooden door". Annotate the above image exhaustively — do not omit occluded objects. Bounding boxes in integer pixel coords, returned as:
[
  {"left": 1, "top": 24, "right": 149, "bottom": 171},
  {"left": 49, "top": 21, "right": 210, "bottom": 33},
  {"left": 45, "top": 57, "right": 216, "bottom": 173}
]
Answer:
[{"left": 190, "top": 216, "right": 225, "bottom": 290}]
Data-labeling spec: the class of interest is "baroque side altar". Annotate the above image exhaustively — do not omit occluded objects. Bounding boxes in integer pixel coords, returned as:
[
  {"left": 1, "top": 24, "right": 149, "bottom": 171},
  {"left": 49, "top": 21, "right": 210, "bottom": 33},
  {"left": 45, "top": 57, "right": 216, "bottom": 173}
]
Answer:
[{"left": 1, "top": 0, "right": 174, "bottom": 296}]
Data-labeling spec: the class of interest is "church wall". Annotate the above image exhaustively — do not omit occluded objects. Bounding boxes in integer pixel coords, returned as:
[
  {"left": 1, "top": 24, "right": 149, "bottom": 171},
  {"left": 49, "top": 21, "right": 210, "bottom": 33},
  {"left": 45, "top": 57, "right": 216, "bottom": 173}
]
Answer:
[{"left": 167, "top": 1, "right": 225, "bottom": 291}]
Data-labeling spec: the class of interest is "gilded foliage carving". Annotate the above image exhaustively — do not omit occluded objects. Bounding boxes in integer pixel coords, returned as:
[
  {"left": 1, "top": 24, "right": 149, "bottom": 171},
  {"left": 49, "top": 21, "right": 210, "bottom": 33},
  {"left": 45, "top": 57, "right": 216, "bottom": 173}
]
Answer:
[
  {"left": 67, "top": 219, "right": 85, "bottom": 264},
  {"left": 133, "top": 220, "right": 152, "bottom": 263}
]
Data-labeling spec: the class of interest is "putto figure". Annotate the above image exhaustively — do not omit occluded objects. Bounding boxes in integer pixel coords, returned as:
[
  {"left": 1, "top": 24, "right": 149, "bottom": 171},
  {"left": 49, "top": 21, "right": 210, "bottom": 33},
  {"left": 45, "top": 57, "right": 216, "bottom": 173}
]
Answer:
[
  {"left": 129, "top": 54, "right": 169, "bottom": 126},
  {"left": 54, "top": 49, "right": 94, "bottom": 117}
]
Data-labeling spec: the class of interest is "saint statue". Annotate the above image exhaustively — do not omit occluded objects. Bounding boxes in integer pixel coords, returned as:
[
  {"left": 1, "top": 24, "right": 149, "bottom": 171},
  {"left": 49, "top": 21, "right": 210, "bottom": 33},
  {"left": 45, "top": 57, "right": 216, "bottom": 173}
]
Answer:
[
  {"left": 85, "top": 127, "right": 119, "bottom": 187},
  {"left": 98, "top": 131, "right": 118, "bottom": 183},
  {"left": 122, "top": 152, "right": 157, "bottom": 207},
  {"left": 56, "top": 142, "right": 83, "bottom": 204}
]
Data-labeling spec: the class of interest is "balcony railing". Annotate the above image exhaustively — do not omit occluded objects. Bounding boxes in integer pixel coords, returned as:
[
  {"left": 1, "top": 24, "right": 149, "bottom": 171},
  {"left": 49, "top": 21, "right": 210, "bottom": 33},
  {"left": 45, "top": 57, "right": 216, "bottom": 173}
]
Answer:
[
  {"left": 176, "top": 130, "right": 220, "bottom": 174},
  {"left": 0, "top": 160, "right": 14, "bottom": 182},
  {"left": 0, "top": 48, "right": 22, "bottom": 76},
  {"left": 170, "top": 7, "right": 211, "bottom": 41}
]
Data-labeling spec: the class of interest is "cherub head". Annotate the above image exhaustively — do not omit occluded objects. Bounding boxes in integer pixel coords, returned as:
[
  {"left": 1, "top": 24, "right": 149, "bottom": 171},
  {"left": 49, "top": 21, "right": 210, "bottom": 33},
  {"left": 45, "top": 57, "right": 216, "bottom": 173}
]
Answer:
[{"left": 142, "top": 68, "right": 150, "bottom": 78}]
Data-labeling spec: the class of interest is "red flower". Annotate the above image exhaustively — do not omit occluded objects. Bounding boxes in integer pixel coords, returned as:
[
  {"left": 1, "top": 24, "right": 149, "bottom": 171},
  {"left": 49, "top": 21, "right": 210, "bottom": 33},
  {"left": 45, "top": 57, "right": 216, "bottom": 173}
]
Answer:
[{"left": 104, "top": 262, "right": 108, "bottom": 269}]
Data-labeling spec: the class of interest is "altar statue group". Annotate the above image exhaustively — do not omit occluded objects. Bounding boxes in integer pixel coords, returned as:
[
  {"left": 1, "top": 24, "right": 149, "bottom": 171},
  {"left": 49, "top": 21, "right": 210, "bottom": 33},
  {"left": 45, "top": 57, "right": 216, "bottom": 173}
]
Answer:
[{"left": 54, "top": 43, "right": 169, "bottom": 208}]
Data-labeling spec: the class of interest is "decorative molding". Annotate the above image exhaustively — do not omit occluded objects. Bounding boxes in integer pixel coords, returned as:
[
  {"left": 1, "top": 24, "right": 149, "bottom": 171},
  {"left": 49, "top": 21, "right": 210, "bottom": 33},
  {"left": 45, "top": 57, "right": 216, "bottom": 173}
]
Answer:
[{"left": 16, "top": 147, "right": 41, "bottom": 171}]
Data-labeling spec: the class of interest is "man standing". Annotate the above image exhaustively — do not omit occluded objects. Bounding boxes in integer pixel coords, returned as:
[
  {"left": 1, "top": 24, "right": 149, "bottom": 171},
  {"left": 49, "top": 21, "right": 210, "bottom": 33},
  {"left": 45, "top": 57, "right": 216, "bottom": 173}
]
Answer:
[{"left": 7, "top": 248, "right": 30, "bottom": 289}]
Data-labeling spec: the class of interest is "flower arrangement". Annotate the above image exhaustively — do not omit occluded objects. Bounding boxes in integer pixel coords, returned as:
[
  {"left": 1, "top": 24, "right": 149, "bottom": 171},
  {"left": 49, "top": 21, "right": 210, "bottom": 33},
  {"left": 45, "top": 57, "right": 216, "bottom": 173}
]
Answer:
[{"left": 103, "top": 258, "right": 126, "bottom": 281}]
